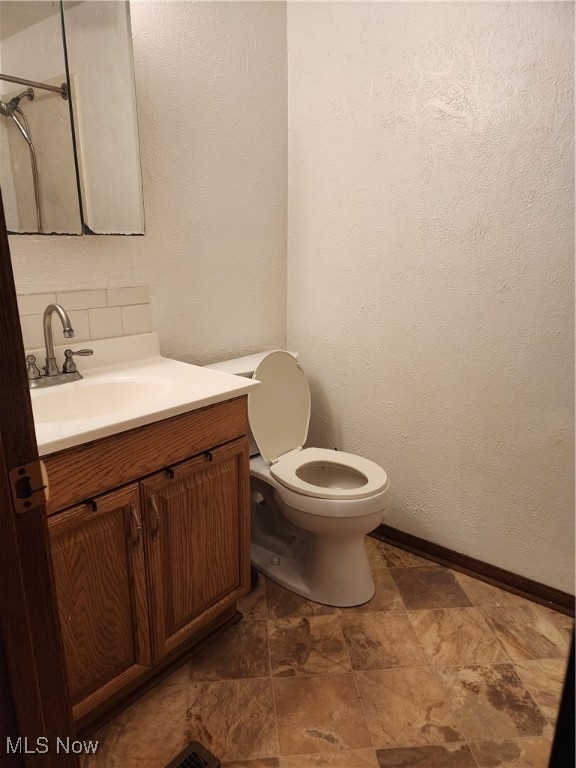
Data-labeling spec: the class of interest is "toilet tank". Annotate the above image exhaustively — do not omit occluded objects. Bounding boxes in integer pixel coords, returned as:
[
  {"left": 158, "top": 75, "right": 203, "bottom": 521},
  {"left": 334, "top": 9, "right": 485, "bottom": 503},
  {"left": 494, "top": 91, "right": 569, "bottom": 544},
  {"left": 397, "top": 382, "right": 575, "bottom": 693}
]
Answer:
[{"left": 204, "top": 350, "right": 298, "bottom": 457}]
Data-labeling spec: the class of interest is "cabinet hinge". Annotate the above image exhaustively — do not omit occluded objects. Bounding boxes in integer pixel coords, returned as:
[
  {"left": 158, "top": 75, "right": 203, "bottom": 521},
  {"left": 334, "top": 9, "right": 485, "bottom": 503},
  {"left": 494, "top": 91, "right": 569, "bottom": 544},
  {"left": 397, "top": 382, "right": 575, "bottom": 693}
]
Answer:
[{"left": 8, "top": 460, "right": 49, "bottom": 513}]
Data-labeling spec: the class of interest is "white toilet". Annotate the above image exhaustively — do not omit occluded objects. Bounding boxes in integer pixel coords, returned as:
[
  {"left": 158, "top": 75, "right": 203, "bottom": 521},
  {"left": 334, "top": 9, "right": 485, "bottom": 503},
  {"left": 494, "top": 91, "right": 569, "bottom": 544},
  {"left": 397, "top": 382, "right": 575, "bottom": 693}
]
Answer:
[{"left": 207, "top": 351, "right": 391, "bottom": 606}]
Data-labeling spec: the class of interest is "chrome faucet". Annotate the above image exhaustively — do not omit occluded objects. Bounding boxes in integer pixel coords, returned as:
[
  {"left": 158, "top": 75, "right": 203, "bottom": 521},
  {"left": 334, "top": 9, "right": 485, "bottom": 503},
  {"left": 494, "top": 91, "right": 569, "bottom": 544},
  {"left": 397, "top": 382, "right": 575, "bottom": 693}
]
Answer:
[
  {"left": 26, "top": 303, "right": 93, "bottom": 389},
  {"left": 43, "top": 303, "right": 74, "bottom": 376}
]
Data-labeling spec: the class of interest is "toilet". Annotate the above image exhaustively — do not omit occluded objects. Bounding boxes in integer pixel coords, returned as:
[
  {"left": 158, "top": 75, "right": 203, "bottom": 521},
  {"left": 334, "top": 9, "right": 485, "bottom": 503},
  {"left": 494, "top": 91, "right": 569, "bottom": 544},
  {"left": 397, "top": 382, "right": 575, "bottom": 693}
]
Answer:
[{"left": 206, "top": 351, "right": 391, "bottom": 606}]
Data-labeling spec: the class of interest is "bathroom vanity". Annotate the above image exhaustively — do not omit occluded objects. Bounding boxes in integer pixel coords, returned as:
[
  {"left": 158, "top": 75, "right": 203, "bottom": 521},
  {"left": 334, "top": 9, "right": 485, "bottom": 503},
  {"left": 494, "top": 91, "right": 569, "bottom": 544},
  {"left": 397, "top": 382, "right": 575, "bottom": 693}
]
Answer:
[{"left": 30, "top": 334, "right": 257, "bottom": 732}]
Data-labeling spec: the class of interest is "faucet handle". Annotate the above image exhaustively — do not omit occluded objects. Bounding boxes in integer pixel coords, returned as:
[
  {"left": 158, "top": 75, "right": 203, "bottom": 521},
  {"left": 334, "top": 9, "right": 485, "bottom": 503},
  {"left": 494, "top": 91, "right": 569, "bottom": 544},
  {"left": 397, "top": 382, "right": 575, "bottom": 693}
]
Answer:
[
  {"left": 62, "top": 348, "right": 93, "bottom": 373},
  {"left": 25, "top": 354, "right": 41, "bottom": 380}
]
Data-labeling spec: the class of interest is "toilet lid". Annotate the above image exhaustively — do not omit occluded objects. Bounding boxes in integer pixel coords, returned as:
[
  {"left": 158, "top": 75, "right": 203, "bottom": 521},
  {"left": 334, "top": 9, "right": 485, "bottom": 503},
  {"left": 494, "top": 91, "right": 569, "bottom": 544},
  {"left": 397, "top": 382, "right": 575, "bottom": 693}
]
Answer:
[{"left": 249, "top": 351, "right": 311, "bottom": 464}]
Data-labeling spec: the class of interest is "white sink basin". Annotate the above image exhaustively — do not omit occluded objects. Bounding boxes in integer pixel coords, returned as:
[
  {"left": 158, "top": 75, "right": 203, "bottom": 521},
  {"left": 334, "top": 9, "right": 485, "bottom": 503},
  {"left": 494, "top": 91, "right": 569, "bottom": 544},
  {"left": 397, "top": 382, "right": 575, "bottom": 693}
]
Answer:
[
  {"left": 29, "top": 333, "right": 259, "bottom": 456},
  {"left": 32, "top": 379, "right": 169, "bottom": 423}
]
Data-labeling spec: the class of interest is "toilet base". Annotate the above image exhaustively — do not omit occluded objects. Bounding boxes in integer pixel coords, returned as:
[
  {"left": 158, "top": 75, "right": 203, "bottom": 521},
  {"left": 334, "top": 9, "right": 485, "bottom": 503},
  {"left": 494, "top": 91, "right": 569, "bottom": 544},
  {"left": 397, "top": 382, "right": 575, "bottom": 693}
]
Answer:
[{"left": 251, "top": 533, "right": 375, "bottom": 607}]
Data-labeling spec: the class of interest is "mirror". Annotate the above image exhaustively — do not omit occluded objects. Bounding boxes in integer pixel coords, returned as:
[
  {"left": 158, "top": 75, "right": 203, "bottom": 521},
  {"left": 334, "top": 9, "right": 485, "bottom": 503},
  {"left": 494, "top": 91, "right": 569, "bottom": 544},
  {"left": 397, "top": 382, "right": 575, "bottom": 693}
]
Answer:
[{"left": 0, "top": 0, "right": 145, "bottom": 235}]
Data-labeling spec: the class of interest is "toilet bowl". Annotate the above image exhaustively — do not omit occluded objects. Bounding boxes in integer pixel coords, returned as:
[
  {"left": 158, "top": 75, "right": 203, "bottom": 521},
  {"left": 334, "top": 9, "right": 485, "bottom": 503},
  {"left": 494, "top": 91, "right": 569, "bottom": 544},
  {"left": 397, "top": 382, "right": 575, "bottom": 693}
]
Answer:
[{"left": 207, "top": 350, "right": 391, "bottom": 607}]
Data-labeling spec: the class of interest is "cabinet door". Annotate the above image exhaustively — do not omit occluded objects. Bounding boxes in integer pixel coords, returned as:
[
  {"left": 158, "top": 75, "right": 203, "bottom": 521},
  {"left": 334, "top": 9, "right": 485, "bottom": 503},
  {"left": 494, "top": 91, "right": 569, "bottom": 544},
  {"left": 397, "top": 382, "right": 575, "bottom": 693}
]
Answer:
[
  {"left": 48, "top": 484, "right": 151, "bottom": 721},
  {"left": 142, "top": 438, "right": 250, "bottom": 660}
]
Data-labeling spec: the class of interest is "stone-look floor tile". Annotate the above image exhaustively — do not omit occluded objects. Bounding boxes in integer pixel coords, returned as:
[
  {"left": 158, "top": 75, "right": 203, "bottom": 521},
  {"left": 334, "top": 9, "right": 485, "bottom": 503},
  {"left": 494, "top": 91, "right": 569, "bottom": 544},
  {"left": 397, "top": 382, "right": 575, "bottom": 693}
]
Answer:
[
  {"left": 80, "top": 714, "right": 131, "bottom": 768},
  {"left": 408, "top": 607, "right": 509, "bottom": 666},
  {"left": 340, "top": 612, "right": 427, "bottom": 670},
  {"left": 452, "top": 572, "right": 537, "bottom": 609},
  {"left": 355, "top": 667, "right": 463, "bottom": 748},
  {"left": 469, "top": 737, "right": 553, "bottom": 767},
  {"left": 186, "top": 678, "right": 277, "bottom": 762},
  {"left": 266, "top": 578, "right": 337, "bottom": 619},
  {"left": 453, "top": 572, "right": 575, "bottom": 646},
  {"left": 189, "top": 620, "right": 270, "bottom": 681},
  {"left": 375, "top": 743, "right": 476, "bottom": 767},
  {"left": 280, "top": 749, "right": 378, "bottom": 767},
  {"left": 481, "top": 605, "right": 570, "bottom": 661},
  {"left": 555, "top": 612, "right": 575, "bottom": 639},
  {"left": 269, "top": 616, "right": 351, "bottom": 677},
  {"left": 238, "top": 576, "right": 268, "bottom": 620},
  {"left": 223, "top": 761, "right": 280, "bottom": 768},
  {"left": 82, "top": 561, "right": 571, "bottom": 767},
  {"left": 513, "top": 658, "right": 569, "bottom": 722},
  {"left": 82, "top": 663, "right": 190, "bottom": 768},
  {"left": 436, "top": 664, "right": 551, "bottom": 742},
  {"left": 389, "top": 567, "right": 473, "bottom": 610},
  {"left": 337, "top": 569, "right": 406, "bottom": 615},
  {"left": 365, "top": 536, "right": 433, "bottom": 569},
  {"left": 538, "top": 607, "right": 574, "bottom": 644},
  {"left": 273, "top": 673, "right": 371, "bottom": 755}
]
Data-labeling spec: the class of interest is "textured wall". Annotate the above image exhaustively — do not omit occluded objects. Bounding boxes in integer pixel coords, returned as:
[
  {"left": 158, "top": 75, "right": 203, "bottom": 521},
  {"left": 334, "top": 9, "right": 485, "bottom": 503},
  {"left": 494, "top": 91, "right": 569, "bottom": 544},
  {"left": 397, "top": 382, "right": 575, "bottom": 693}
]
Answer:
[
  {"left": 9, "top": 1, "right": 287, "bottom": 364},
  {"left": 287, "top": 2, "right": 575, "bottom": 592},
  {"left": 8, "top": 1, "right": 574, "bottom": 592}
]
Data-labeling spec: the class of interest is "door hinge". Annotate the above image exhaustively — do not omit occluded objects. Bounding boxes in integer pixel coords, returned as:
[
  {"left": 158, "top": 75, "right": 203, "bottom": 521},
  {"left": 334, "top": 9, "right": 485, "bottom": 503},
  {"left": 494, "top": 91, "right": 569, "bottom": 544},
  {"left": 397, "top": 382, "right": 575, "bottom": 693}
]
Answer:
[{"left": 8, "top": 460, "right": 49, "bottom": 513}]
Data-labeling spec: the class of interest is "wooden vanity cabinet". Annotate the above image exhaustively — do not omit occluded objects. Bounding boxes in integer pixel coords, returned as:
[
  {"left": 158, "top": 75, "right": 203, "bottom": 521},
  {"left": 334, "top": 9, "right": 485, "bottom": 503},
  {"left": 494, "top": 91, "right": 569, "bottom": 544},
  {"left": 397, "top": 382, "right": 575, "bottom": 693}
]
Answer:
[
  {"left": 48, "top": 484, "right": 151, "bottom": 720},
  {"left": 142, "top": 439, "right": 248, "bottom": 660},
  {"left": 43, "top": 397, "right": 251, "bottom": 729}
]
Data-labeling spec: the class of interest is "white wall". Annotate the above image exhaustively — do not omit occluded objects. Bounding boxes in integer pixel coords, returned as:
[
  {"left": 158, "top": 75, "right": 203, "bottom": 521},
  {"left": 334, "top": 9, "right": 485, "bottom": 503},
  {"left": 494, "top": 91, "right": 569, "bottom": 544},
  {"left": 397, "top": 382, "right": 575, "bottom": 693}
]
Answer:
[
  {"left": 8, "top": 1, "right": 574, "bottom": 593},
  {"left": 10, "top": 0, "right": 287, "bottom": 363},
  {"left": 287, "top": 1, "right": 574, "bottom": 593}
]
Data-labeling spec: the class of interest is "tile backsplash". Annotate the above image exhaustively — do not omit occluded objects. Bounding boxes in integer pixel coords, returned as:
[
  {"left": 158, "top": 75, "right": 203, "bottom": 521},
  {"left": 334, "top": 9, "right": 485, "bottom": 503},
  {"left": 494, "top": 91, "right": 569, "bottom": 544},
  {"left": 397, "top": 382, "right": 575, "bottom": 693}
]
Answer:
[{"left": 18, "top": 287, "right": 151, "bottom": 349}]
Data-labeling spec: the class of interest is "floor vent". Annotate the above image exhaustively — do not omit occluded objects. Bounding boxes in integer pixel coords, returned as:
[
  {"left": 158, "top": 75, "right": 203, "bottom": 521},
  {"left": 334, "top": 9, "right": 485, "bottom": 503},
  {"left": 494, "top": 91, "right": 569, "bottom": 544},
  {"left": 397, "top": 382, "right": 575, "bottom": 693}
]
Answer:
[{"left": 164, "top": 741, "right": 221, "bottom": 768}]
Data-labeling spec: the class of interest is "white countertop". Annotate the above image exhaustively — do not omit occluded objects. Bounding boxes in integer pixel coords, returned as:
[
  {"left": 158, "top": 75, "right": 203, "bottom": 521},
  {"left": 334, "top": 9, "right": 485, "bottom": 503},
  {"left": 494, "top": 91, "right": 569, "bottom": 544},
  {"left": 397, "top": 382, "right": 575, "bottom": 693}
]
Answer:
[{"left": 29, "top": 333, "right": 259, "bottom": 456}]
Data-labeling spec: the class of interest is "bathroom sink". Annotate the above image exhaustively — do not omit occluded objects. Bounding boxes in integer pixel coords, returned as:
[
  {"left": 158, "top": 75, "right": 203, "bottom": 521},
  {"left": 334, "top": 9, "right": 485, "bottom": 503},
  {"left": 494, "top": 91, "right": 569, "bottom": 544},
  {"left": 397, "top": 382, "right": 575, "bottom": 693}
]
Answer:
[
  {"left": 32, "top": 379, "right": 169, "bottom": 423},
  {"left": 29, "top": 332, "right": 259, "bottom": 455}
]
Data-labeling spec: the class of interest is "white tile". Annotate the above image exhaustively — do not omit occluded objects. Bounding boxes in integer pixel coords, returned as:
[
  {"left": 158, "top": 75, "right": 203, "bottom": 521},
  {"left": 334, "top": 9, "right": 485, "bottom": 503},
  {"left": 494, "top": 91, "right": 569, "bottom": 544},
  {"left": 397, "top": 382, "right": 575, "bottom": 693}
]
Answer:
[
  {"left": 20, "top": 314, "right": 45, "bottom": 350},
  {"left": 88, "top": 307, "right": 123, "bottom": 340},
  {"left": 107, "top": 286, "right": 149, "bottom": 307},
  {"left": 121, "top": 304, "right": 151, "bottom": 335},
  {"left": 52, "top": 310, "right": 91, "bottom": 345},
  {"left": 55, "top": 289, "right": 107, "bottom": 311},
  {"left": 17, "top": 293, "right": 56, "bottom": 316}
]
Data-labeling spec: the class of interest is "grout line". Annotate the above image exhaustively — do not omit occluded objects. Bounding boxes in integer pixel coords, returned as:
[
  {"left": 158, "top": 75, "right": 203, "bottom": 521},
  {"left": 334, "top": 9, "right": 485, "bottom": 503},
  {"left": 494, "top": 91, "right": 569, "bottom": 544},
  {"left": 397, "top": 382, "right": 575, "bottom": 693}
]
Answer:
[
  {"left": 337, "top": 560, "right": 382, "bottom": 752},
  {"left": 335, "top": 611, "right": 355, "bottom": 676},
  {"left": 466, "top": 734, "right": 556, "bottom": 744},
  {"left": 350, "top": 669, "right": 376, "bottom": 753},
  {"left": 263, "top": 577, "right": 282, "bottom": 760},
  {"left": 371, "top": 733, "right": 552, "bottom": 750},
  {"left": 470, "top": 746, "right": 483, "bottom": 768},
  {"left": 429, "top": 661, "right": 473, "bottom": 745},
  {"left": 372, "top": 735, "right": 553, "bottom": 768},
  {"left": 473, "top": 604, "right": 515, "bottom": 661},
  {"left": 403, "top": 614, "right": 436, "bottom": 670},
  {"left": 372, "top": 738, "right": 475, "bottom": 752},
  {"left": 407, "top": 604, "right": 515, "bottom": 666},
  {"left": 260, "top": 661, "right": 461, "bottom": 677}
]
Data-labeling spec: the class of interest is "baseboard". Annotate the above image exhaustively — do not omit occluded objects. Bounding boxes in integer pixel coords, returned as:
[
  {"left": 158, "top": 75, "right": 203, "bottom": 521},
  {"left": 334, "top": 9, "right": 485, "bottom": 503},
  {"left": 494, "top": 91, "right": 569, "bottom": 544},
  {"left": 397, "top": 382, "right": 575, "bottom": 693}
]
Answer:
[{"left": 372, "top": 524, "right": 575, "bottom": 617}]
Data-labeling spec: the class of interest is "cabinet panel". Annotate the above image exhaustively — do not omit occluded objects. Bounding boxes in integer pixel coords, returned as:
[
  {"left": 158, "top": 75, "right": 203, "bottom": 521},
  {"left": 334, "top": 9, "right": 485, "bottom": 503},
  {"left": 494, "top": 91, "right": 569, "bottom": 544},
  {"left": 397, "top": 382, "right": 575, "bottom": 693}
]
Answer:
[
  {"left": 43, "top": 397, "right": 248, "bottom": 514},
  {"left": 142, "top": 438, "right": 250, "bottom": 659},
  {"left": 48, "top": 484, "right": 151, "bottom": 719}
]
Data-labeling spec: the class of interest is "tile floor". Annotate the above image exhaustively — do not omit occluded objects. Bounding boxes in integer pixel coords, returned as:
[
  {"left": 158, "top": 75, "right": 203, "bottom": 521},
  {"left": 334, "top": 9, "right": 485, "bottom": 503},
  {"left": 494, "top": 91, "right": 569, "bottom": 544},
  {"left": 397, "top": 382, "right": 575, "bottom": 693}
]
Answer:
[{"left": 82, "top": 537, "right": 574, "bottom": 768}]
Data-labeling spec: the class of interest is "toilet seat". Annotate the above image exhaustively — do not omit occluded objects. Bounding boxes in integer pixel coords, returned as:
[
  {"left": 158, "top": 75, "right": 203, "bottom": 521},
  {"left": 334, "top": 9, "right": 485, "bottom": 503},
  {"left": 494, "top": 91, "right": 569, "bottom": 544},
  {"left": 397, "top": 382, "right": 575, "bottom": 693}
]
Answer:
[
  {"left": 270, "top": 447, "right": 389, "bottom": 500},
  {"left": 250, "top": 352, "right": 388, "bottom": 501}
]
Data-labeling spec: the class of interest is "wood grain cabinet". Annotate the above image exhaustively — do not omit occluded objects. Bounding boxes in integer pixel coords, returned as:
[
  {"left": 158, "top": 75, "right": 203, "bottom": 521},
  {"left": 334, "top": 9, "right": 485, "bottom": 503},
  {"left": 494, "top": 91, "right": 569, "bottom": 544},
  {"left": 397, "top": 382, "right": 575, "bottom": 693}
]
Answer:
[
  {"left": 142, "top": 440, "right": 247, "bottom": 660},
  {"left": 44, "top": 398, "right": 250, "bottom": 729},
  {"left": 48, "top": 484, "right": 151, "bottom": 721}
]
